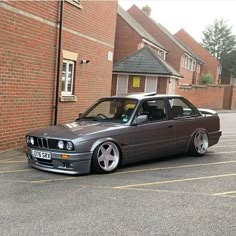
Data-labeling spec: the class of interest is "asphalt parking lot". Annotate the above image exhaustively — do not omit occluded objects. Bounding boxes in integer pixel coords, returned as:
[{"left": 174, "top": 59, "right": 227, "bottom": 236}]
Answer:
[{"left": 0, "top": 112, "right": 236, "bottom": 236}]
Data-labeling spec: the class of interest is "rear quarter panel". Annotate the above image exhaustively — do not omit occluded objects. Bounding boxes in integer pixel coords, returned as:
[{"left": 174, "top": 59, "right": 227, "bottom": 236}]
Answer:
[{"left": 174, "top": 114, "right": 220, "bottom": 153}]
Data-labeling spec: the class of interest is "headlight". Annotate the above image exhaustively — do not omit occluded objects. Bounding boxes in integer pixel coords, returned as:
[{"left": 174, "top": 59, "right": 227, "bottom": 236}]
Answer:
[
  {"left": 58, "top": 140, "right": 64, "bottom": 149},
  {"left": 66, "top": 141, "right": 73, "bottom": 150},
  {"left": 30, "top": 137, "right": 34, "bottom": 145},
  {"left": 25, "top": 136, "right": 30, "bottom": 144}
]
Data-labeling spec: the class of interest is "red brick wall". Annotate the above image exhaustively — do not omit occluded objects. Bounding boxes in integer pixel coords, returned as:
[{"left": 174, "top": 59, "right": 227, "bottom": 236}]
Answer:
[
  {"left": 114, "top": 14, "right": 143, "bottom": 63},
  {"left": 175, "top": 29, "right": 220, "bottom": 84},
  {"left": 231, "top": 87, "right": 236, "bottom": 109},
  {"left": 175, "top": 85, "right": 230, "bottom": 109},
  {"left": 179, "top": 67, "right": 194, "bottom": 85},
  {"left": 127, "top": 5, "right": 183, "bottom": 72},
  {"left": 128, "top": 75, "right": 145, "bottom": 93},
  {"left": 0, "top": 0, "right": 117, "bottom": 151}
]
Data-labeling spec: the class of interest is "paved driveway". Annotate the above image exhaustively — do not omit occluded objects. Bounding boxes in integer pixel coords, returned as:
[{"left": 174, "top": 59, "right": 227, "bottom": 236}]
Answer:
[{"left": 0, "top": 113, "right": 235, "bottom": 236}]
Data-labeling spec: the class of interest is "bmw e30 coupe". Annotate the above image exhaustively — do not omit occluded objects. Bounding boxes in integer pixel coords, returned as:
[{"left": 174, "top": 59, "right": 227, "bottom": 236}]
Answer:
[{"left": 25, "top": 93, "right": 222, "bottom": 175}]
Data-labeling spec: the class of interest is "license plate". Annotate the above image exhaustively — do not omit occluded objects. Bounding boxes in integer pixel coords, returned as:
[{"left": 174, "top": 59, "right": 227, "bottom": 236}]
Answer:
[{"left": 32, "top": 150, "right": 51, "bottom": 160}]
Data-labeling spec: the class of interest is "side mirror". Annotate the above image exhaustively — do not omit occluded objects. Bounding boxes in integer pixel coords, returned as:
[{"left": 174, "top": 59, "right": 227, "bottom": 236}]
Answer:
[
  {"left": 133, "top": 114, "right": 148, "bottom": 125},
  {"left": 79, "top": 112, "right": 83, "bottom": 118}
]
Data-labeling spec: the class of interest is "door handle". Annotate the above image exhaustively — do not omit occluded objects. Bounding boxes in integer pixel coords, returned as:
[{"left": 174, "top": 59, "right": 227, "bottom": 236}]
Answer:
[{"left": 168, "top": 124, "right": 174, "bottom": 128}]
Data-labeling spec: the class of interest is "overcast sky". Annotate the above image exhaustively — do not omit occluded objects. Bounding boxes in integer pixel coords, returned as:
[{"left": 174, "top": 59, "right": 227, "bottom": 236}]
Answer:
[{"left": 119, "top": 0, "right": 236, "bottom": 42}]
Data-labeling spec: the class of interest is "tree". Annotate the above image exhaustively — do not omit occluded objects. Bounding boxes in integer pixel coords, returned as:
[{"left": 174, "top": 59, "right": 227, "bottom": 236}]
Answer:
[
  {"left": 200, "top": 72, "right": 214, "bottom": 85},
  {"left": 201, "top": 19, "right": 236, "bottom": 81},
  {"left": 221, "top": 50, "right": 236, "bottom": 78},
  {"left": 201, "top": 19, "right": 236, "bottom": 61}
]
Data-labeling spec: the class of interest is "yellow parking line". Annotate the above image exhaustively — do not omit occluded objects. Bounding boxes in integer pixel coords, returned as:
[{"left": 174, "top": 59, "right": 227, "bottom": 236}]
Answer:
[
  {"left": 210, "top": 151, "right": 236, "bottom": 154},
  {"left": 219, "top": 139, "right": 236, "bottom": 142},
  {"left": 113, "top": 173, "right": 236, "bottom": 189},
  {"left": 0, "top": 160, "right": 27, "bottom": 164},
  {"left": 112, "top": 160, "right": 236, "bottom": 175},
  {"left": 30, "top": 177, "right": 79, "bottom": 184},
  {"left": 0, "top": 169, "right": 32, "bottom": 174},
  {"left": 213, "top": 144, "right": 236, "bottom": 148},
  {"left": 212, "top": 190, "right": 236, "bottom": 196}
]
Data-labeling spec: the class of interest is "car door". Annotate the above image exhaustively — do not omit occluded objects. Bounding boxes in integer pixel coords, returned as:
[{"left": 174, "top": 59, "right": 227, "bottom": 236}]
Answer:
[
  {"left": 167, "top": 97, "right": 201, "bottom": 153},
  {"left": 130, "top": 98, "right": 176, "bottom": 162}
]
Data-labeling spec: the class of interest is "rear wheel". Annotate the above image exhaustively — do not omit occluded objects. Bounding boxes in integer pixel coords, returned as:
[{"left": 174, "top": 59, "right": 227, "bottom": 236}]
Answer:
[
  {"left": 91, "top": 142, "right": 120, "bottom": 173},
  {"left": 189, "top": 130, "right": 209, "bottom": 156}
]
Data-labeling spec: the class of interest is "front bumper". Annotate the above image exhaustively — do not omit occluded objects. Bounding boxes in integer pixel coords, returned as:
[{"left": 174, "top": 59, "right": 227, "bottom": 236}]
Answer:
[{"left": 26, "top": 148, "right": 92, "bottom": 175}]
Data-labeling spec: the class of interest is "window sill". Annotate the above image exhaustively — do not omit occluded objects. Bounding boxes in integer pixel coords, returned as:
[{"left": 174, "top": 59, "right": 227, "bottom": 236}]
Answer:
[
  {"left": 65, "top": 0, "right": 82, "bottom": 9},
  {"left": 60, "top": 95, "right": 77, "bottom": 102}
]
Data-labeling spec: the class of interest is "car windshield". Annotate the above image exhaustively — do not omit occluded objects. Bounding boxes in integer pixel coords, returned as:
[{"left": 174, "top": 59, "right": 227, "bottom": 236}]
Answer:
[{"left": 79, "top": 98, "right": 138, "bottom": 124}]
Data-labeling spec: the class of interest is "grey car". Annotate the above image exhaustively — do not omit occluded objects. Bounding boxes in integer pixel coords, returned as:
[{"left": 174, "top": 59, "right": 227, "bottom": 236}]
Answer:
[{"left": 25, "top": 93, "right": 222, "bottom": 175}]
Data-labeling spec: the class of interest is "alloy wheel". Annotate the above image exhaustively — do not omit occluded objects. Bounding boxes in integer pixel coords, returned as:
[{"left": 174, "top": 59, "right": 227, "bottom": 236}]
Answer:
[{"left": 97, "top": 142, "right": 120, "bottom": 172}]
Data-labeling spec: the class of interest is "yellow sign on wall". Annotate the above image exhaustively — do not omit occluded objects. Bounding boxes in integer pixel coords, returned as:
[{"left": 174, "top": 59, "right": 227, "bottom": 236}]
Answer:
[{"left": 133, "top": 77, "right": 140, "bottom": 88}]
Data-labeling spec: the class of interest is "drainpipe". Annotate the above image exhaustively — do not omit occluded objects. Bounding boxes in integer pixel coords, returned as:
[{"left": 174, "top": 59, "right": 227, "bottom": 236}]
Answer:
[{"left": 54, "top": 0, "right": 64, "bottom": 125}]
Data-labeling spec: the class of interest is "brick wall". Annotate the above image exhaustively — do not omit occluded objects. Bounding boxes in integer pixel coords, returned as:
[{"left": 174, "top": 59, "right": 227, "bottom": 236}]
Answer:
[
  {"left": 114, "top": 14, "right": 143, "bottom": 63},
  {"left": 0, "top": 0, "right": 117, "bottom": 151},
  {"left": 175, "top": 29, "right": 220, "bottom": 84},
  {"left": 231, "top": 87, "right": 236, "bottom": 109},
  {"left": 128, "top": 75, "right": 145, "bottom": 93},
  {"left": 179, "top": 67, "right": 194, "bottom": 85},
  {"left": 175, "top": 85, "right": 236, "bottom": 110}
]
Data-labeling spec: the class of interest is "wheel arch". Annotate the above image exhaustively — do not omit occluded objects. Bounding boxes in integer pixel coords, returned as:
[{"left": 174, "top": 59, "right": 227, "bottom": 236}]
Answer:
[
  {"left": 90, "top": 138, "right": 123, "bottom": 173},
  {"left": 90, "top": 138, "right": 123, "bottom": 163}
]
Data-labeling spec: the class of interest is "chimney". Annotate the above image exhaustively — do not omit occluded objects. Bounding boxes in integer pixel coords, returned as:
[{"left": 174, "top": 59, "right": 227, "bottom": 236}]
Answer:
[{"left": 142, "top": 5, "right": 151, "bottom": 16}]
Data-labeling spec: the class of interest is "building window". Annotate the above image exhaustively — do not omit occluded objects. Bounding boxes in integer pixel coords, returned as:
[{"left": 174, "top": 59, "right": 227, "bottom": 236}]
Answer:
[
  {"left": 62, "top": 60, "right": 75, "bottom": 96},
  {"left": 182, "top": 54, "right": 196, "bottom": 71},
  {"left": 181, "top": 55, "right": 185, "bottom": 67},
  {"left": 218, "top": 64, "right": 222, "bottom": 75},
  {"left": 66, "top": 0, "right": 82, "bottom": 8}
]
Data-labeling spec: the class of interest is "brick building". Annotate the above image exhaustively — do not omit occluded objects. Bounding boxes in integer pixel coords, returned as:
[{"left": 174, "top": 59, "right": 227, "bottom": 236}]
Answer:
[
  {"left": 175, "top": 28, "right": 221, "bottom": 84},
  {"left": 127, "top": 5, "right": 204, "bottom": 85},
  {"left": 113, "top": 6, "right": 182, "bottom": 96},
  {"left": 0, "top": 0, "right": 117, "bottom": 151}
]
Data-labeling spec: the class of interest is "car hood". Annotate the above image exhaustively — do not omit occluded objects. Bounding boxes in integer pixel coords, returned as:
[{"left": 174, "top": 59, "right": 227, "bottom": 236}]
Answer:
[{"left": 28, "top": 121, "right": 126, "bottom": 140}]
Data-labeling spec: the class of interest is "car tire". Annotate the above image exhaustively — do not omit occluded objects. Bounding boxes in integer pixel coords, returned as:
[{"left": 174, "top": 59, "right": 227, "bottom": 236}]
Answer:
[
  {"left": 189, "top": 130, "right": 209, "bottom": 157},
  {"left": 91, "top": 142, "right": 120, "bottom": 174}
]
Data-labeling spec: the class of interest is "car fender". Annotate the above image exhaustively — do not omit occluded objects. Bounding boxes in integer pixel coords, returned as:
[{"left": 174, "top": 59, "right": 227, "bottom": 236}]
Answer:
[
  {"left": 90, "top": 137, "right": 121, "bottom": 153},
  {"left": 186, "top": 128, "right": 208, "bottom": 152}
]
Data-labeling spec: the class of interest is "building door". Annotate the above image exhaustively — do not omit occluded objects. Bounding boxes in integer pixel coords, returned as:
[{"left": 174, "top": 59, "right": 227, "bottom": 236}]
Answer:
[
  {"left": 145, "top": 76, "right": 157, "bottom": 93},
  {"left": 116, "top": 75, "right": 128, "bottom": 95}
]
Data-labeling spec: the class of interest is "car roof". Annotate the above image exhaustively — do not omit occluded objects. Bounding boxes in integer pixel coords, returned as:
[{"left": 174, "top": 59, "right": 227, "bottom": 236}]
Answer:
[{"left": 109, "top": 92, "right": 181, "bottom": 100}]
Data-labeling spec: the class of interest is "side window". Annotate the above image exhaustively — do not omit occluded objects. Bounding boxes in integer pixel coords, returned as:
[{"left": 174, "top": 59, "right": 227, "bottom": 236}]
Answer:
[
  {"left": 168, "top": 98, "right": 198, "bottom": 118},
  {"left": 62, "top": 60, "right": 75, "bottom": 96},
  {"left": 137, "top": 99, "right": 167, "bottom": 122}
]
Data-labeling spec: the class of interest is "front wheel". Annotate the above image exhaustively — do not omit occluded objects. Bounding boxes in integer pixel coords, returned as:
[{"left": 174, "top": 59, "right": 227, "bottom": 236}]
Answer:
[
  {"left": 189, "top": 130, "right": 209, "bottom": 157},
  {"left": 91, "top": 142, "right": 120, "bottom": 173}
]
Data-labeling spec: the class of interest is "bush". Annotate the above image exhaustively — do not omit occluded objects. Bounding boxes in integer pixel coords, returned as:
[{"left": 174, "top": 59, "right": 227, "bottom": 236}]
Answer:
[{"left": 200, "top": 72, "right": 214, "bottom": 84}]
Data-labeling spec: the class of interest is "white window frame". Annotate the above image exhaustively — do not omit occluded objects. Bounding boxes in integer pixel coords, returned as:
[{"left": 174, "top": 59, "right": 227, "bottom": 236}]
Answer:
[
  {"left": 62, "top": 60, "right": 75, "bottom": 96},
  {"left": 145, "top": 76, "right": 158, "bottom": 93},
  {"left": 116, "top": 75, "right": 128, "bottom": 95},
  {"left": 66, "top": 0, "right": 82, "bottom": 8},
  {"left": 183, "top": 54, "right": 196, "bottom": 71}
]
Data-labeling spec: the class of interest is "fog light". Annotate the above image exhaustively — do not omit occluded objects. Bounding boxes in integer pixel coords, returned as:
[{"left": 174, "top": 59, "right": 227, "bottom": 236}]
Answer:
[{"left": 58, "top": 140, "right": 64, "bottom": 149}]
